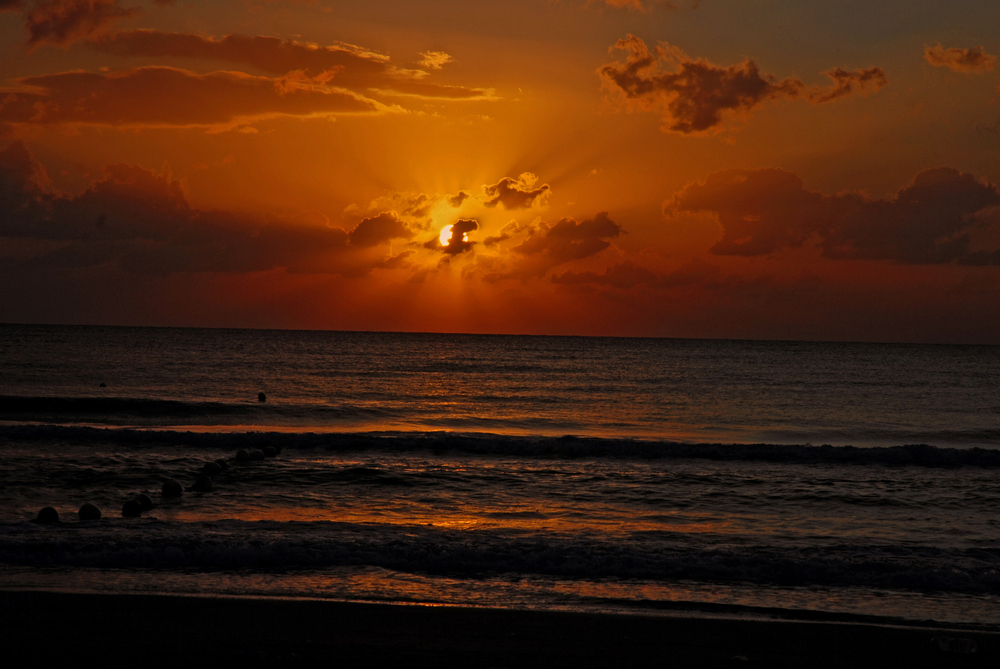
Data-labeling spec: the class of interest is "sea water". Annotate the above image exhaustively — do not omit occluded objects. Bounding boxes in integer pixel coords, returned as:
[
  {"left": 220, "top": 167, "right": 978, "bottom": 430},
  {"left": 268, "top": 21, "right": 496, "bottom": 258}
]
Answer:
[{"left": 0, "top": 324, "right": 998, "bottom": 627}]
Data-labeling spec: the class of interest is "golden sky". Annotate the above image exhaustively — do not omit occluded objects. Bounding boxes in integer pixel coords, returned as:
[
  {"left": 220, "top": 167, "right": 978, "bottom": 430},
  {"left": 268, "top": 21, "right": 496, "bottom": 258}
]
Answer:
[{"left": 2, "top": 0, "right": 1000, "bottom": 343}]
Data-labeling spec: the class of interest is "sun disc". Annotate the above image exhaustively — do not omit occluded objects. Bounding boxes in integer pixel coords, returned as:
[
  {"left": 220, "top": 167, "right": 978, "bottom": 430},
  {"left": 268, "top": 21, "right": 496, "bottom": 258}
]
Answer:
[{"left": 439, "top": 225, "right": 453, "bottom": 246}]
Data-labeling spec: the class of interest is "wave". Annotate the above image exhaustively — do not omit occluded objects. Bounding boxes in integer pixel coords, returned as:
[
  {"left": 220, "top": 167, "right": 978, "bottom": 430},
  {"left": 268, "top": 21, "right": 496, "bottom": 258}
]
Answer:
[
  {"left": 1, "top": 520, "right": 998, "bottom": 594},
  {"left": 2, "top": 423, "right": 1000, "bottom": 467},
  {"left": 0, "top": 395, "right": 397, "bottom": 424}
]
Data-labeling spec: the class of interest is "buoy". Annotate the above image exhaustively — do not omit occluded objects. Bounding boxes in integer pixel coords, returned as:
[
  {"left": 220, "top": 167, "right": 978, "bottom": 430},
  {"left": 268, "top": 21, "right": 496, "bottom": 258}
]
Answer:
[
  {"left": 78, "top": 503, "right": 101, "bottom": 521},
  {"left": 162, "top": 479, "right": 183, "bottom": 498},
  {"left": 35, "top": 507, "right": 59, "bottom": 524},
  {"left": 133, "top": 494, "right": 153, "bottom": 510},
  {"left": 258, "top": 392, "right": 267, "bottom": 403},
  {"left": 189, "top": 475, "right": 213, "bottom": 493},
  {"left": 121, "top": 500, "right": 142, "bottom": 518}
]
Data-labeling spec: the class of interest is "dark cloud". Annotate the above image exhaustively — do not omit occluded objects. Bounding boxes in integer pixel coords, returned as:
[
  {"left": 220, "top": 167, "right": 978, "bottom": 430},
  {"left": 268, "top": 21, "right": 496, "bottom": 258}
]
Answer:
[
  {"left": 809, "top": 66, "right": 889, "bottom": 103},
  {"left": 669, "top": 167, "right": 1000, "bottom": 264},
  {"left": 475, "top": 212, "right": 624, "bottom": 282},
  {"left": 88, "top": 30, "right": 490, "bottom": 99},
  {"left": 552, "top": 261, "right": 657, "bottom": 289},
  {"left": 26, "top": 0, "right": 138, "bottom": 49},
  {"left": 0, "top": 140, "right": 412, "bottom": 276},
  {"left": 447, "top": 191, "right": 470, "bottom": 207},
  {"left": 0, "top": 0, "right": 22, "bottom": 10},
  {"left": 599, "top": 35, "right": 887, "bottom": 134},
  {"left": 514, "top": 212, "right": 621, "bottom": 263},
  {"left": 0, "top": 66, "right": 379, "bottom": 128},
  {"left": 483, "top": 173, "right": 551, "bottom": 209},
  {"left": 348, "top": 211, "right": 414, "bottom": 248},
  {"left": 483, "top": 220, "right": 524, "bottom": 246},
  {"left": 425, "top": 218, "right": 479, "bottom": 255},
  {"left": 924, "top": 44, "right": 996, "bottom": 73}
]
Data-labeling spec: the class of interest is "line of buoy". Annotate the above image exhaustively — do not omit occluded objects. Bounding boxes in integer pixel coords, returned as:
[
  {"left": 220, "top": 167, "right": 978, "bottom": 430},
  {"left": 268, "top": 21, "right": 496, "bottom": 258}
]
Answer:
[{"left": 30, "top": 433, "right": 282, "bottom": 523}]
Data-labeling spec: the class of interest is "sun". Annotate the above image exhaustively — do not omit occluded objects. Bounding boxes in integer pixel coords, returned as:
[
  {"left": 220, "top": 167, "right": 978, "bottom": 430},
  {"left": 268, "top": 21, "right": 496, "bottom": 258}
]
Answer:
[{"left": 439, "top": 225, "right": 469, "bottom": 246}]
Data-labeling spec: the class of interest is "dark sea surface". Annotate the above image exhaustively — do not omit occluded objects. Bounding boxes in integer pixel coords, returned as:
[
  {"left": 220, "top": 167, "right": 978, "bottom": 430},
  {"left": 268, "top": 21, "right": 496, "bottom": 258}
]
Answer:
[{"left": 1, "top": 324, "right": 998, "bottom": 626}]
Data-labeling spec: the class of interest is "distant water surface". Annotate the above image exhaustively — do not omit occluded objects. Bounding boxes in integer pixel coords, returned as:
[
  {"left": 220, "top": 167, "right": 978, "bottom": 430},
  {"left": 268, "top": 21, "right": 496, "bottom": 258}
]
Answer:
[{"left": 1, "top": 324, "right": 998, "bottom": 446}]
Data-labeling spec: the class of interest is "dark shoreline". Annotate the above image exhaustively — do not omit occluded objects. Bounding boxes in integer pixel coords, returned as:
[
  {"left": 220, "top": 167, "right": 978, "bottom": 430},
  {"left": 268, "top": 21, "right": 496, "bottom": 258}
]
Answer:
[{"left": 2, "top": 590, "right": 997, "bottom": 667}]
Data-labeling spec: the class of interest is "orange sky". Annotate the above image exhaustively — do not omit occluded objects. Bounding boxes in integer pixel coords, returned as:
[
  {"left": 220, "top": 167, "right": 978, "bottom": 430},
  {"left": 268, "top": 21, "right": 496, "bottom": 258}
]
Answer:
[{"left": 2, "top": 0, "right": 1000, "bottom": 343}]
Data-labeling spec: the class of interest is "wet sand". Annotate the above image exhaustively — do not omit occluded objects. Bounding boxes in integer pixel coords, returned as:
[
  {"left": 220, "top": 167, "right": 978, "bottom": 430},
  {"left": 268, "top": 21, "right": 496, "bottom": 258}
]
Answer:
[{"left": 1, "top": 590, "right": 997, "bottom": 668}]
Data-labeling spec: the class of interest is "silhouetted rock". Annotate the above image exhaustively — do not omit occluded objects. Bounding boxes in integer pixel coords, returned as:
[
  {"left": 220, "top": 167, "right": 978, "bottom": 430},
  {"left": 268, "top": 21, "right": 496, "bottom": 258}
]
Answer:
[
  {"left": 189, "top": 475, "right": 213, "bottom": 493},
  {"left": 235, "top": 449, "right": 251, "bottom": 463},
  {"left": 133, "top": 494, "right": 153, "bottom": 511},
  {"left": 215, "top": 459, "right": 229, "bottom": 471},
  {"left": 162, "top": 479, "right": 183, "bottom": 498},
  {"left": 35, "top": 507, "right": 59, "bottom": 524},
  {"left": 99, "top": 382, "right": 106, "bottom": 388},
  {"left": 262, "top": 446, "right": 278, "bottom": 458},
  {"left": 78, "top": 503, "right": 101, "bottom": 521},
  {"left": 258, "top": 392, "right": 267, "bottom": 403},
  {"left": 249, "top": 449, "right": 265, "bottom": 461},
  {"left": 121, "top": 500, "right": 142, "bottom": 518},
  {"left": 202, "top": 462, "right": 222, "bottom": 476}
]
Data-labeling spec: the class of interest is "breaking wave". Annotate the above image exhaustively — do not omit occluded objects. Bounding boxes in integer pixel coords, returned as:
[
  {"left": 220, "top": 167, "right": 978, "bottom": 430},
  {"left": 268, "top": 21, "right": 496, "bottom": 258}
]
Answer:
[
  {"left": 2, "top": 520, "right": 998, "bottom": 595},
  {"left": 3, "top": 423, "right": 1000, "bottom": 468}
]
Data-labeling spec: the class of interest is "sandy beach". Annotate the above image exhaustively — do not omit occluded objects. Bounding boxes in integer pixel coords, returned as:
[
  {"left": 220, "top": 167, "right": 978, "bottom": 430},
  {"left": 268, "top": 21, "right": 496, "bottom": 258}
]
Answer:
[{"left": 1, "top": 590, "right": 996, "bottom": 667}]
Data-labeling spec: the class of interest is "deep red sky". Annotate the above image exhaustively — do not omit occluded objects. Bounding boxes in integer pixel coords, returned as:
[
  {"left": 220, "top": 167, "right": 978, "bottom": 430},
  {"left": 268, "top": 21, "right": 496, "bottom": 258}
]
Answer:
[{"left": 2, "top": 0, "right": 1000, "bottom": 343}]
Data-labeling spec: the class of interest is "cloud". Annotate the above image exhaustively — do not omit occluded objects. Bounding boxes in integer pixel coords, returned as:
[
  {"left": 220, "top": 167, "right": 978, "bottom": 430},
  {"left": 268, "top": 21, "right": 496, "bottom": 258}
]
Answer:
[
  {"left": 924, "top": 44, "right": 997, "bottom": 73},
  {"left": 599, "top": 35, "right": 887, "bottom": 134},
  {"left": 474, "top": 212, "right": 623, "bottom": 282},
  {"left": 668, "top": 167, "right": 1000, "bottom": 264},
  {"left": 26, "top": 0, "right": 138, "bottom": 49},
  {"left": 88, "top": 30, "right": 490, "bottom": 99},
  {"left": 418, "top": 51, "right": 452, "bottom": 69},
  {"left": 552, "top": 261, "right": 657, "bottom": 288},
  {"left": 0, "top": 0, "right": 23, "bottom": 11},
  {"left": 447, "top": 191, "right": 470, "bottom": 208},
  {"left": 424, "top": 218, "right": 479, "bottom": 255},
  {"left": 0, "top": 66, "right": 380, "bottom": 128},
  {"left": 0, "top": 140, "right": 413, "bottom": 275},
  {"left": 360, "top": 192, "right": 435, "bottom": 220},
  {"left": 483, "top": 219, "right": 524, "bottom": 246},
  {"left": 443, "top": 218, "right": 479, "bottom": 254},
  {"left": 514, "top": 212, "right": 621, "bottom": 262},
  {"left": 483, "top": 173, "right": 551, "bottom": 209},
  {"left": 348, "top": 211, "right": 414, "bottom": 248}
]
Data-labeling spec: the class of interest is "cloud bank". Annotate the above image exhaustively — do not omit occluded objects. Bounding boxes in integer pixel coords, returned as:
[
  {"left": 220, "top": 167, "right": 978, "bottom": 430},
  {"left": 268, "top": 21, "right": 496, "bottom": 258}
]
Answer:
[
  {"left": 0, "top": 67, "right": 380, "bottom": 127},
  {"left": 0, "top": 140, "right": 412, "bottom": 275},
  {"left": 600, "top": 35, "right": 887, "bottom": 134},
  {"left": 26, "top": 0, "right": 137, "bottom": 48},
  {"left": 669, "top": 167, "right": 1000, "bottom": 264}
]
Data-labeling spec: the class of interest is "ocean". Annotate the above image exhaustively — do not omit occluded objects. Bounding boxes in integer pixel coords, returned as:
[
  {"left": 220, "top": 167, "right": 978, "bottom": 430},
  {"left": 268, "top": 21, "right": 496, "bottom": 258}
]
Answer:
[{"left": 1, "top": 324, "right": 998, "bottom": 628}]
